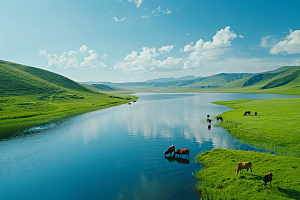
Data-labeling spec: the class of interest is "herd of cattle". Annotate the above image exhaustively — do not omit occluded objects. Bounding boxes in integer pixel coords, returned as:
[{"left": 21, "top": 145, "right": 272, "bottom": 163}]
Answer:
[
  {"left": 164, "top": 146, "right": 273, "bottom": 189},
  {"left": 164, "top": 145, "right": 190, "bottom": 158},
  {"left": 235, "top": 161, "right": 272, "bottom": 189}
]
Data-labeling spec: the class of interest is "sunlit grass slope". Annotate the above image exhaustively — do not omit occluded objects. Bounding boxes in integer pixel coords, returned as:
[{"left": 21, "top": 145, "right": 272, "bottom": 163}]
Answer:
[
  {"left": 213, "top": 98, "right": 300, "bottom": 157},
  {"left": 0, "top": 60, "right": 137, "bottom": 138},
  {"left": 195, "top": 149, "right": 300, "bottom": 200}
]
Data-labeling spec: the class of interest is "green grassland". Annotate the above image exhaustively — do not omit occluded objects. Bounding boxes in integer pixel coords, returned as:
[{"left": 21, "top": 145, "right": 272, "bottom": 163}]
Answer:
[
  {"left": 0, "top": 60, "right": 137, "bottom": 138},
  {"left": 212, "top": 98, "right": 300, "bottom": 157},
  {"left": 195, "top": 149, "right": 300, "bottom": 200}
]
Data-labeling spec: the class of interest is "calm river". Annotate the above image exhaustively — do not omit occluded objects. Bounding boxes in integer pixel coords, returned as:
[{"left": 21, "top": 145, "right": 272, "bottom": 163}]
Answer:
[{"left": 0, "top": 93, "right": 297, "bottom": 200}]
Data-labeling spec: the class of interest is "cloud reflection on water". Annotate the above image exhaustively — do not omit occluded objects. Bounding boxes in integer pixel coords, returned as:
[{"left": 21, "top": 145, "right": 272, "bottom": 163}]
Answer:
[{"left": 114, "top": 93, "right": 233, "bottom": 149}]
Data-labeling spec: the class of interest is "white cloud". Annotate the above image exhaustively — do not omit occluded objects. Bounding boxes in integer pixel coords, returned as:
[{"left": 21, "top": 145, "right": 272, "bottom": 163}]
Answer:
[
  {"left": 158, "top": 45, "right": 174, "bottom": 53},
  {"left": 80, "top": 45, "right": 88, "bottom": 53},
  {"left": 142, "top": 15, "right": 148, "bottom": 18},
  {"left": 181, "top": 26, "right": 238, "bottom": 64},
  {"left": 269, "top": 29, "right": 300, "bottom": 54},
  {"left": 186, "top": 33, "right": 190, "bottom": 35},
  {"left": 113, "top": 17, "right": 126, "bottom": 22},
  {"left": 46, "top": 51, "right": 79, "bottom": 69},
  {"left": 188, "top": 48, "right": 226, "bottom": 62},
  {"left": 114, "top": 46, "right": 187, "bottom": 72},
  {"left": 39, "top": 50, "right": 47, "bottom": 56},
  {"left": 163, "top": 9, "right": 171, "bottom": 14},
  {"left": 128, "top": 0, "right": 142, "bottom": 8},
  {"left": 119, "top": 76, "right": 141, "bottom": 83},
  {"left": 239, "top": 35, "right": 244, "bottom": 38},
  {"left": 102, "top": 54, "right": 108, "bottom": 59},
  {"left": 183, "top": 60, "right": 203, "bottom": 69},
  {"left": 80, "top": 50, "right": 106, "bottom": 68},
  {"left": 152, "top": 6, "right": 161, "bottom": 16},
  {"left": 183, "top": 26, "right": 237, "bottom": 52}
]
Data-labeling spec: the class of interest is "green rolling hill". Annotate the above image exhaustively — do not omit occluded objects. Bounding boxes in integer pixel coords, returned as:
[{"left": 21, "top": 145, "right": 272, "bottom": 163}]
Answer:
[
  {"left": 0, "top": 60, "right": 137, "bottom": 137},
  {"left": 218, "top": 66, "right": 300, "bottom": 94}
]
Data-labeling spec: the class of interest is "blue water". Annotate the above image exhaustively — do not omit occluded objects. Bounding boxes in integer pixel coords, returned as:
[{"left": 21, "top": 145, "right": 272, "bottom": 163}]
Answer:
[{"left": 0, "top": 93, "right": 297, "bottom": 200}]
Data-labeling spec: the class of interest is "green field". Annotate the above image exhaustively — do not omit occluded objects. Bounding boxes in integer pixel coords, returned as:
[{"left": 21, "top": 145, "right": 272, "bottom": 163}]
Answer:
[
  {"left": 0, "top": 60, "right": 138, "bottom": 138},
  {"left": 195, "top": 149, "right": 300, "bottom": 200},
  {"left": 212, "top": 98, "right": 300, "bottom": 157}
]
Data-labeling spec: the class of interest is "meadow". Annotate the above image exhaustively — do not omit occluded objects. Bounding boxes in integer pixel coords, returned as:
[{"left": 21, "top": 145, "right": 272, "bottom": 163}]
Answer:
[
  {"left": 0, "top": 60, "right": 138, "bottom": 138},
  {"left": 213, "top": 98, "right": 300, "bottom": 157},
  {"left": 0, "top": 91, "right": 137, "bottom": 138},
  {"left": 194, "top": 97, "right": 300, "bottom": 199},
  {"left": 195, "top": 149, "right": 300, "bottom": 200}
]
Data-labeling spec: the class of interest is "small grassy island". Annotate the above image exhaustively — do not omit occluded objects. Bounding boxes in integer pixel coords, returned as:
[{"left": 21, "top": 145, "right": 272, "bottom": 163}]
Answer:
[{"left": 0, "top": 60, "right": 137, "bottom": 138}]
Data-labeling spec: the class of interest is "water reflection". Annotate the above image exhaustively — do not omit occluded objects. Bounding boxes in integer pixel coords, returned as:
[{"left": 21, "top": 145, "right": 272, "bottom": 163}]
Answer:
[{"left": 164, "top": 156, "right": 190, "bottom": 164}]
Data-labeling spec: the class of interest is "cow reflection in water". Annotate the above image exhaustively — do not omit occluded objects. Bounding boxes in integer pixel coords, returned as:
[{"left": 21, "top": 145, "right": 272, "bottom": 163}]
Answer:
[{"left": 164, "top": 156, "right": 190, "bottom": 164}]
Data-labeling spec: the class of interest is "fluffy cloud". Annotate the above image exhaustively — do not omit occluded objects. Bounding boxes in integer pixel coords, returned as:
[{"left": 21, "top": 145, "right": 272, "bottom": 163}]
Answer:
[
  {"left": 113, "top": 17, "right": 126, "bottom": 22},
  {"left": 114, "top": 46, "right": 185, "bottom": 72},
  {"left": 80, "top": 50, "right": 106, "bottom": 68},
  {"left": 45, "top": 47, "right": 106, "bottom": 69},
  {"left": 39, "top": 50, "right": 47, "bottom": 56},
  {"left": 152, "top": 6, "right": 161, "bottom": 16},
  {"left": 183, "top": 60, "right": 203, "bottom": 69},
  {"left": 158, "top": 45, "right": 174, "bottom": 53},
  {"left": 46, "top": 51, "right": 79, "bottom": 69},
  {"left": 269, "top": 29, "right": 300, "bottom": 54},
  {"left": 181, "top": 26, "right": 238, "bottom": 65},
  {"left": 80, "top": 45, "right": 88, "bottom": 53},
  {"left": 163, "top": 9, "right": 171, "bottom": 14},
  {"left": 128, "top": 0, "right": 142, "bottom": 8},
  {"left": 182, "top": 26, "right": 237, "bottom": 52},
  {"left": 102, "top": 54, "right": 108, "bottom": 59}
]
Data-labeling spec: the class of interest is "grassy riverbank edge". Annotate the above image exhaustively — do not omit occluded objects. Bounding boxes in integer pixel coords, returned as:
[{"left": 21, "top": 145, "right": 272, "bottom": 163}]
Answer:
[
  {"left": 195, "top": 149, "right": 300, "bottom": 199},
  {"left": 0, "top": 93, "right": 138, "bottom": 139},
  {"left": 212, "top": 98, "right": 300, "bottom": 157}
]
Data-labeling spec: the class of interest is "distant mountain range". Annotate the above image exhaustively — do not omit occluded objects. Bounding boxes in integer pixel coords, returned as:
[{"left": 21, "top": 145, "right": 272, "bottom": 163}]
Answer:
[
  {"left": 85, "top": 73, "right": 254, "bottom": 90},
  {"left": 83, "top": 66, "right": 300, "bottom": 95}
]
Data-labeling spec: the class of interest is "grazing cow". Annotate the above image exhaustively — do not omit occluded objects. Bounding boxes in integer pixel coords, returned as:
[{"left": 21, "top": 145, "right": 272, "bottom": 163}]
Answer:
[
  {"left": 243, "top": 111, "right": 251, "bottom": 116},
  {"left": 174, "top": 149, "right": 190, "bottom": 158},
  {"left": 208, "top": 125, "right": 211, "bottom": 130},
  {"left": 128, "top": 102, "right": 131, "bottom": 105},
  {"left": 164, "top": 145, "right": 175, "bottom": 156},
  {"left": 236, "top": 162, "right": 252, "bottom": 175},
  {"left": 255, "top": 112, "right": 257, "bottom": 116},
  {"left": 217, "top": 116, "right": 223, "bottom": 121},
  {"left": 133, "top": 100, "right": 137, "bottom": 102},
  {"left": 263, "top": 173, "right": 273, "bottom": 189}
]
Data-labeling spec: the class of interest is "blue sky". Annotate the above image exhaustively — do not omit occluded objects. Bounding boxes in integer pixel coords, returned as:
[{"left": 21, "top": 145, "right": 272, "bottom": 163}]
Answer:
[{"left": 1, "top": 0, "right": 300, "bottom": 82}]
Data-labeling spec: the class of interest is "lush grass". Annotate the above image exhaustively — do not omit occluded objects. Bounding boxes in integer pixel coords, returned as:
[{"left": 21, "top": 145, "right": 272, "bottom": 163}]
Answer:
[
  {"left": 0, "top": 60, "right": 138, "bottom": 138},
  {"left": 212, "top": 98, "right": 300, "bottom": 157},
  {"left": 195, "top": 149, "right": 300, "bottom": 200},
  {"left": 0, "top": 91, "right": 138, "bottom": 138}
]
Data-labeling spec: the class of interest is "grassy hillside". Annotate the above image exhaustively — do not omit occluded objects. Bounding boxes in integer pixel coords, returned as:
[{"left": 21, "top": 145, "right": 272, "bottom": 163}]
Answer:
[
  {"left": 195, "top": 149, "right": 300, "bottom": 200},
  {"left": 83, "top": 83, "right": 137, "bottom": 95},
  {"left": 0, "top": 60, "right": 137, "bottom": 138}
]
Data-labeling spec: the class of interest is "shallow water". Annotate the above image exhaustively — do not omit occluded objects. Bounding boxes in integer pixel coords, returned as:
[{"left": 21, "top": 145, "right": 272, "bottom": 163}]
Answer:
[{"left": 0, "top": 93, "right": 297, "bottom": 200}]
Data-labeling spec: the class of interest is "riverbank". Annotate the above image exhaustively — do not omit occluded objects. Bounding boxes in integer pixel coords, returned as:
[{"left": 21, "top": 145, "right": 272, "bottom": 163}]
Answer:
[
  {"left": 195, "top": 97, "right": 300, "bottom": 199},
  {"left": 213, "top": 98, "right": 300, "bottom": 157},
  {"left": 0, "top": 92, "right": 138, "bottom": 139},
  {"left": 195, "top": 149, "right": 300, "bottom": 199}
]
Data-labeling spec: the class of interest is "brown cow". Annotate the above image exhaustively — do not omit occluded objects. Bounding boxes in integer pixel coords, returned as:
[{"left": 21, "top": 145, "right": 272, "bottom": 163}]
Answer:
[
  {"left": 236, "top": 162, "right": 252, "bottom": 175},
  {"left": 217, "top": 116, "right": 223, "bottom": 121},
  {"left": 263, "top": 172, "right": 272, "bottom": 189},
  {"left": 164, "top": 145, "right": 175, "bottom": 156},
  {"left": 174, "top": 149, "right": 190, "bottom": 158}
]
